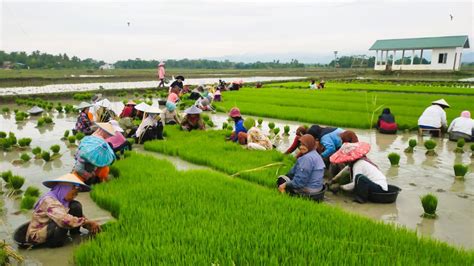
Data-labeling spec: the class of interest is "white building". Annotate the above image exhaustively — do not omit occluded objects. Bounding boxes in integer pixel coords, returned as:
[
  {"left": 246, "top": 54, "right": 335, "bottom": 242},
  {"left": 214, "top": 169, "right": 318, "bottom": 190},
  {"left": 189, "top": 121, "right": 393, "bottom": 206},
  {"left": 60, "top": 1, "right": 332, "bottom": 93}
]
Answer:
[
  {"left": 99, "top": 63, "right": 115, "bottom": 70},
  {"left": 369, "top": 35, "right": 469, "bottom": 71}
]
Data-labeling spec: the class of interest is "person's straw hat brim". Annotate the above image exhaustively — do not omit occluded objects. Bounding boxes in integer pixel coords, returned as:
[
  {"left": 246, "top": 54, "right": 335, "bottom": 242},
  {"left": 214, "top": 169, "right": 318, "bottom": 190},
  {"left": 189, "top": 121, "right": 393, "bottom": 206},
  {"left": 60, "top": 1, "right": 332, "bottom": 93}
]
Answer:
[
  {"left": 159, "top": 62, "right": 165, "bottom": 66},
  {"left": 184, "top": 105, "right": 202, "bottom": 115},
  {"left": 75, "top": 102, "right": 93, "bottom": 110},
  {"left": 145, "top": 106, "right": 162, "bottom": 114},
  {"left": 126, "top": 100, "right": 137, "bottom": 106},
  {"left": 43, "top": 173, "right": 91, "bottom": 192},
  {"left": 109, "top": 120, "right": 124, "bottom": 133},
  {"left": 95, "top": 122, "right": 116, "bottom": 136},
  {"left": 134, "top": 102, "right": 150, "bottom": 112},
  {"left": 431, "top": 99, "right": 450, "bottom": 108},
  {"left": 330, "top": 142, "right": 371, "bottom": 164}
]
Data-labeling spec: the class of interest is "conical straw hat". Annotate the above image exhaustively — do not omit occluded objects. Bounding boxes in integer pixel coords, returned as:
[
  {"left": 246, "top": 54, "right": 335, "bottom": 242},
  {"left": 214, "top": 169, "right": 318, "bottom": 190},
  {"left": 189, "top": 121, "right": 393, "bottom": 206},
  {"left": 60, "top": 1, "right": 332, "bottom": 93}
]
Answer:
[
  {"left": 95, "top": 122, "right": 116, "bottom": 136},
  {"left": 431, "top": 99, "right": 450, "bottom": 108},
  {"left": 43, "top": 173, "right": 91, "bottom": 192},
  {"left": 330, "top": 142, "right": 371, "bottom": 164}
]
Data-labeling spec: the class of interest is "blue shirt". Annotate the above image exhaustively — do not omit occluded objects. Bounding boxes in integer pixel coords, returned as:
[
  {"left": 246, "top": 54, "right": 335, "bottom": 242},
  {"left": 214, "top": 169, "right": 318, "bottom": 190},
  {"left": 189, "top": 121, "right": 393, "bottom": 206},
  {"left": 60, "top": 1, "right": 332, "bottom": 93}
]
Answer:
[
  {"left": 286, "top": 150, "right": 325, "bottom": 190},
  {"left": 320, "top": 128, "right": 344, "bottom": 158},
  {"left": 232, "top": 119, "right": 247, "bottom": 142}
]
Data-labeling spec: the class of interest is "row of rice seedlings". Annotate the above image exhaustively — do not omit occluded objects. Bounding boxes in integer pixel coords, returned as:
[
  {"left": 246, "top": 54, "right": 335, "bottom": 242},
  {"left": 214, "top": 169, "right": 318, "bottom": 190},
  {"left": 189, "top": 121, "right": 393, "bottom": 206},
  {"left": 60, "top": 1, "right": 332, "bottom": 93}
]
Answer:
[
  {"left": 36, "top": 115, "right": 54, "bottom": 127},
  {"left": 1, "top": 170, "right": 25, "bottom": 197},
  {"left": 144, "top": 126, "right": 294, "bottom": 188},
  {"left": 20, "top": 186, "right": 41, "bottom": 210},
  {"left": 214, "top": 87, "right": 470, "bottom": 129},
  {"left": 0, "top": 132, "right": 31, "bottom": 152},
  {"left": 73, "top": 153, "right": 474, "bottom": 265}
]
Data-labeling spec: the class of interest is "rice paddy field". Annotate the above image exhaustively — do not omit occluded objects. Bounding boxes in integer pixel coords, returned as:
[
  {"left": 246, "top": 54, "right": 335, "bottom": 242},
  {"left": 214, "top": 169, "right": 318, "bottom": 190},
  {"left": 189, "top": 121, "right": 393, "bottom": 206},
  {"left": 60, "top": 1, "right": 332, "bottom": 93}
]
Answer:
[
  {"left": 74, "top": 153, "right": 474, "bottom": 265},
  {"left": 213, "top": 81, "right": 474, "bottom": 129},
  {"left": 0, "top": 77, "right": 473, "bottom": 265}
]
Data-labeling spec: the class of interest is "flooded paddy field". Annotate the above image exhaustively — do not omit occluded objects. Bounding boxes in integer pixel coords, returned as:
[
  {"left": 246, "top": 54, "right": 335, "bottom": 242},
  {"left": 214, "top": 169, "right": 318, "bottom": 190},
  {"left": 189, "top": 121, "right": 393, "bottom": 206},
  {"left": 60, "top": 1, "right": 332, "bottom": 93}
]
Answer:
[{"left": 0, "top": 98, "right": 473, "bottom": 264}]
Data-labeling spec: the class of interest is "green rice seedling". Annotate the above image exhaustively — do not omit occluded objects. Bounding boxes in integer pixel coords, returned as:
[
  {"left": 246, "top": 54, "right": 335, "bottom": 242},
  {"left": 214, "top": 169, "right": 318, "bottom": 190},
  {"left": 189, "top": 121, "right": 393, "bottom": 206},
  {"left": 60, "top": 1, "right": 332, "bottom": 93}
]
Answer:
[
  {"left": 20, "top": 195, "right": 37, "bottom": 210},
  {"left": 73, "top": 153, "right": 474, "bottom": 265},
  {"left": 62, "top": 130, "right": 70, "bottom": 140},
  {"left": 46, "top": 104, "right": 53, "bottom": 111},
  {"left": 20, "top": 153, "right": 31, "bottom": 162},
  {"left": 421, "top": 193, "right": 438, "bottom": 218},
  {"left": 32, "top": 147, "right": 42, "bottom": 157},
  {"left": 44, "top": 116, "right": 53, "bottom": 124},
  {"left": 388, "top": 152, "right": 400, "bottom": 166},
  {"left": 109, "top": 165, "right": 120, "bottom": 178},
  {"left": 41, "top": 151, "right": 51, "bottom": 162},
  {"left": 268, "top": 122, "right": 275, "bottom": 131},
  {"left": 404, "top": 139, "right": 417, "bottom": 153},
  {"left": 2, "top": 107, "right": 9, "bottom": 113},
  {"left": 68, "top": 136, "right": 76, "bottom": 145},
  {"left": 221, "top": 122, "right": 228, "bottom": 130},
  {"left": 126, "top": 138, "right": 135, "bottom": 145},
  {"left": 257, "top": 118, "right": 263, "bottom": 126},
  {"left": 201, "top": 113, "right": 210, "bottom": 122},
  {"left": 55, "top": 105, "right": 63, "bottom": 113},
  {"left": 8, "top": 132, "right": 17, "bottom": 146},
  {"left": 283, "top": 125, "right": 290, "bottom": 136},
  {"left": 18, "top": 138, "right": 32, "bottom": 147},
  {"left": 75, "top": 132, "right": 85, "bottom": 141},
  {"left": 1, "top": 170, "right": 13, "bottom": 183},
  {"left": 24, "top": 186, "right": 40, "bottom": 197},
  {"left": 206, "top": 120, "right": 215, "bottom": 128},
  {"left": 50, "top": 144, "right": 60, "bottom": 154},
  {"left": 0, "top": 138, "right": 12, "bottom": 151},
  {"left": 64, "top": 104, "right": 74, "bottom": 113},
  {"left": 37, "top": 117, "right": 45, "bottom": 127},
  {"left": 453, "top": 164, "right": 469, "bottom": 179},
  {"left": 0, "top": 132, "right": 6, "bottom": 138},
  {"left": 9, "top": 175, "right": 25, "bottom": 190},
  {"left": 243, "top": 118, "right": 255, "bottom": 130},
  {"left": 424, "top": 140, "right": 437, "bottom": 156},
  {"left": 273, "top": 127, "right": 280, "bottom": 135},
  {"left": 454, "top": 138, "right": 465, "bottom": 153},
  {"left": 226, "top": 124, "right": 234, "bottom": 131},
  {"left": 15, "top": 113, "right": 25, "bottom": 122},
  {"left": 13, "top": 109, "right": 18, "bottom": 113}
]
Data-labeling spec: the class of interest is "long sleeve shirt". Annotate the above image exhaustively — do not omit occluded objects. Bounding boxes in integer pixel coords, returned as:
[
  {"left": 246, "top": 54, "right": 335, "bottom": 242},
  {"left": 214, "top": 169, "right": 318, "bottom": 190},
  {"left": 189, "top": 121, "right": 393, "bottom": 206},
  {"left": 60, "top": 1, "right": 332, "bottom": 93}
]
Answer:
[
  {"left": 344, "top": 160, "right": 388, "bottom": 191},
  {"left": 448, "top": 117, "right": 474, "bottom": 136},
  {"left": 418, "top": 105, "right": 447, "bottom": 128},
  {"left": 75, "top": 112, "right": 93, "bottom": 134},
  {"left": 286, "top": 150, "right": 324, "bottom": 191},
  {"left": 27, "top": 197, "right": 86, "bottom": 244},
  {"left": 320, "top": 128, "right": 344, "bottom": 158},
  {"left": 232, "top": 119, "right": 247, "bottom": 142},
  {"left": 285, "top": 136, "right": 300, "bottom": 154}
]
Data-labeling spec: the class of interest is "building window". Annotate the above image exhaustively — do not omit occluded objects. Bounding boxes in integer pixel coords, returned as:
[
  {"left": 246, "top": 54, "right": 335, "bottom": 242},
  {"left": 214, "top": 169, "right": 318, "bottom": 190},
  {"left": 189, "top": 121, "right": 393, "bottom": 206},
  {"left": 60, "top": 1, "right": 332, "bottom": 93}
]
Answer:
[{"left": 438, "top": 53, "right": 447, "bottom": 64}]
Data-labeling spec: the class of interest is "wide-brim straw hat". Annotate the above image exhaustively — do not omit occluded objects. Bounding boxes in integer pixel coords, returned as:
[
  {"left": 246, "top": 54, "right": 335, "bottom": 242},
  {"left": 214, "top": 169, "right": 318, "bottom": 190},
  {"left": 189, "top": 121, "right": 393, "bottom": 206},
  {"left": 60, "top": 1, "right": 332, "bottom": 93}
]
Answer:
[
  {"left": 145, "top": 106, "right": 162, "bottom": 114},
  {"left": 431, "top": 99, "right": 450, "bottom": 108},
  {"left": 109, "top": 120, "right": 124, "bottom": 133},
  {"left": 228, "top": 107, "right": 241, "bottom": 118},
  {"left": 75, "top": 102, "right": 93, "bottom": 110},
  {"left": 134, "top": 102, "right": 150, "bottom": 112},
  {"left": 43, "top": 173, "right": 91, "bottom": 192},
  {"left": 27, "top": 106, "right": 44, "bottom": 114},
  {"left": 95, "top": 122, "right": 116, "bottom": 136},
  {"left": 159, "top": 62, "right": 165, "bottom": 66},
  {"left": 175, "top": 75, "right": 185, "bottom": 81},
  {"left": 330, "top": 142, "right": 371, "bottom": 164},
  {"left": 184, "top": 105, "right": 202, "bottom": 115},
  {"left": 126, "top": 100, "right": 137, "bottom": 106},
  {"left": 96, "top": 99, "right": 112, "bottom": 108}
]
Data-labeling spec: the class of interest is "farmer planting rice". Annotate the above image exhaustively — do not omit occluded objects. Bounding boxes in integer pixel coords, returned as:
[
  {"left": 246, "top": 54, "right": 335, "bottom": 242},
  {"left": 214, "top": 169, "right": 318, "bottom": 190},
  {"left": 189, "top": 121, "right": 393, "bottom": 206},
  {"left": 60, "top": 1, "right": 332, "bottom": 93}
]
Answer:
[
  {"left": 447, "top": 110, "right": 474, "bottom": 142},
  {"left": 15, "top": 173, "right": 100, "bottom": 248},
  {"left": 329, "top": 142, "right": 388, "bottom": 203},
  {"left": 74, "top": 102, "right": 94, "bottom": 135},
  {"left": 278, "top": 134, "right": 325, "bottom": 196},
  {"left": 237, "top": 118, "right": 273, "bottom": 150},
  {"left": 106, "top": 120, "right": 131, "bottom": 157},
  {"left": 376, "top": 108, "right": 398, "bottom": 134},
  {"left": 228, "top": 107, "right": 247, "bottom": 143},
  {"left": 119, "top": 100, "right": 137, "bottom": 118},
  {"left": 135, "top": 106, "right": 164, "bottom": 143},
  {"left": 162, "top": 101, "right": 181, "bottom": 125},
  {"left": 418, "top": 99, "right": 450, "bottom": 137},
  {"left": 73, "top": 122, "right": 116, "bottom": 185},
  {"left": 285, "top": 126, "right": 307, "bottom": 155},
  {"left": 169, "top": 75, "right": 185, "bottom": 91},
  {"left": 307, "top": 124, "right": 344, "bottom": 160},
  {"left": 167, "top": 85, "right": 181, "bottom": 104},
  {"left": 180, "top": 105, "right": 206, "bottom": 131}
]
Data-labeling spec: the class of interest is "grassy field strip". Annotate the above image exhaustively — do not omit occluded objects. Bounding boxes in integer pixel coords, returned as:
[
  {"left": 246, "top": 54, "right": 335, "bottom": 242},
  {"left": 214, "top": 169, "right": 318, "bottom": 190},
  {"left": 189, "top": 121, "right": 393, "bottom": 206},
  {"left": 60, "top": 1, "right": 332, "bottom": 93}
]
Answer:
[
  {"left": 269, "top": 81, "right": 474, "bottom": 95},
  {"left": 144, "top": 127, "right": 294, "bottom": 188},
  {"left": 73, "top": 153, "right": 474, "bottom": 265}
]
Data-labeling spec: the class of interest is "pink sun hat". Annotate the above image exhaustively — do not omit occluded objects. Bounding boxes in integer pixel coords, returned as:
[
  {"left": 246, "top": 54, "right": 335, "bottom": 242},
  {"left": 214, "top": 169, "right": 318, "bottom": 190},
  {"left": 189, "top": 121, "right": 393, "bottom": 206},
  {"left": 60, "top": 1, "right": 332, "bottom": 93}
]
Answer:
[
  {"left": 330, "top": 142, "right": 371, "bottom": 164},
  {"left": 228, "top": 107, "right": 241, "bottom": 118}
]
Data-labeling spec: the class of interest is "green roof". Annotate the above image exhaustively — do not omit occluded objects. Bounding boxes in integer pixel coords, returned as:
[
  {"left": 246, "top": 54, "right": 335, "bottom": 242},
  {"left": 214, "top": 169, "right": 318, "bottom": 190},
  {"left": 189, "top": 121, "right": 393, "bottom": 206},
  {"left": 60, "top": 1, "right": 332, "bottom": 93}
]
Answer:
[{"left": 369, "top": 35, "right": 470, "bottom": 50}]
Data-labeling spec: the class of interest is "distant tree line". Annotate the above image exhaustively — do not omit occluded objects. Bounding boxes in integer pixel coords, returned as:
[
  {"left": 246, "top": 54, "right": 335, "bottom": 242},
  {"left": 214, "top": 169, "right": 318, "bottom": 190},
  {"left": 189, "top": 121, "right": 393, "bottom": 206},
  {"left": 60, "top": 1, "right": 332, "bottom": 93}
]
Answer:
[
  {"left": 0, "top": 50, "right": 105, "bottom": 69},
  {"left": 329, "top": 56, "right": 376, "bottom": 68},
  {"left": 115, "top": 58, "right": 306, "bottom": 69}
]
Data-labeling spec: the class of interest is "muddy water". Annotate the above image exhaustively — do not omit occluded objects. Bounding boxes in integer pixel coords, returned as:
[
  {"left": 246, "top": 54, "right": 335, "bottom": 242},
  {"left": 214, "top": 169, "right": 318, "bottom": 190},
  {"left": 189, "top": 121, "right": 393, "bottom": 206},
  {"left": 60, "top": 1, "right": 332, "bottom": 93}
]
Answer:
[
  {"left": 0, "top": 104, "right": 473, "bottom": 265},
  {"left": 0, "top": 76, "right": 303, "bottom": 96}
]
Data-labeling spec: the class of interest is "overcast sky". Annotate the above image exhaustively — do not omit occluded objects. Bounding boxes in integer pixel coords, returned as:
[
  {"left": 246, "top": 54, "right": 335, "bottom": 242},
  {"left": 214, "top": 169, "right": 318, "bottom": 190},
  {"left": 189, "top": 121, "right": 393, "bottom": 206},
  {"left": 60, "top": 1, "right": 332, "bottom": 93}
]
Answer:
[{"left": 1, "top": 0, "right": 472, "bottom": 63}]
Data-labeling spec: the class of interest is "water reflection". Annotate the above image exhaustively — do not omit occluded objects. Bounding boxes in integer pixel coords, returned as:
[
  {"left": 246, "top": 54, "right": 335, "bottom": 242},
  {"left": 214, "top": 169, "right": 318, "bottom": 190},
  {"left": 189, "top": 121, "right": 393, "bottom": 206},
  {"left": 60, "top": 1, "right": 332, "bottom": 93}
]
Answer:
[
  {"left": 375, "top": 132, "right": 398, "bottom": 151},
  {"left": 417, "top": 217, "right": 435, "bottom": 236}
]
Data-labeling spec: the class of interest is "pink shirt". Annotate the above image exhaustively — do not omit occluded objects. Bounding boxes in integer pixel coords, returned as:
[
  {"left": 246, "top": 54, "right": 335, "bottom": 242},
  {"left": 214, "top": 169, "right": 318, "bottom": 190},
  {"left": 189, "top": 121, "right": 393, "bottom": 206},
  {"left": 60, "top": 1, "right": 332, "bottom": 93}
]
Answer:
[
  {"left": 106, "top": 132, "right": 126, "bottom": 149},
  {"left": 167, "top": 92, "right": 179, "bottom": 103},
  {"left": 158, "top": 66, "right": 165, "bottom": 79}
]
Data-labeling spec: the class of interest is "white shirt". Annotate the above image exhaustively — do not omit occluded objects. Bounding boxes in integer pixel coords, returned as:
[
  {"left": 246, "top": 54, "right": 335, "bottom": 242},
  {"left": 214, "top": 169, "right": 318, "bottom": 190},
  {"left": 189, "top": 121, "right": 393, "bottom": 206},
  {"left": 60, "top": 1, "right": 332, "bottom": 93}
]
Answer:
[
  {"left": 418, "top": 105, "right": 447, "bottom": 128},
  {"left": 342, "top": 160, "right": 388, "bottom": 191},
  {"left": 448, "top": 117, "right": 474, "bottom": 136}
]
